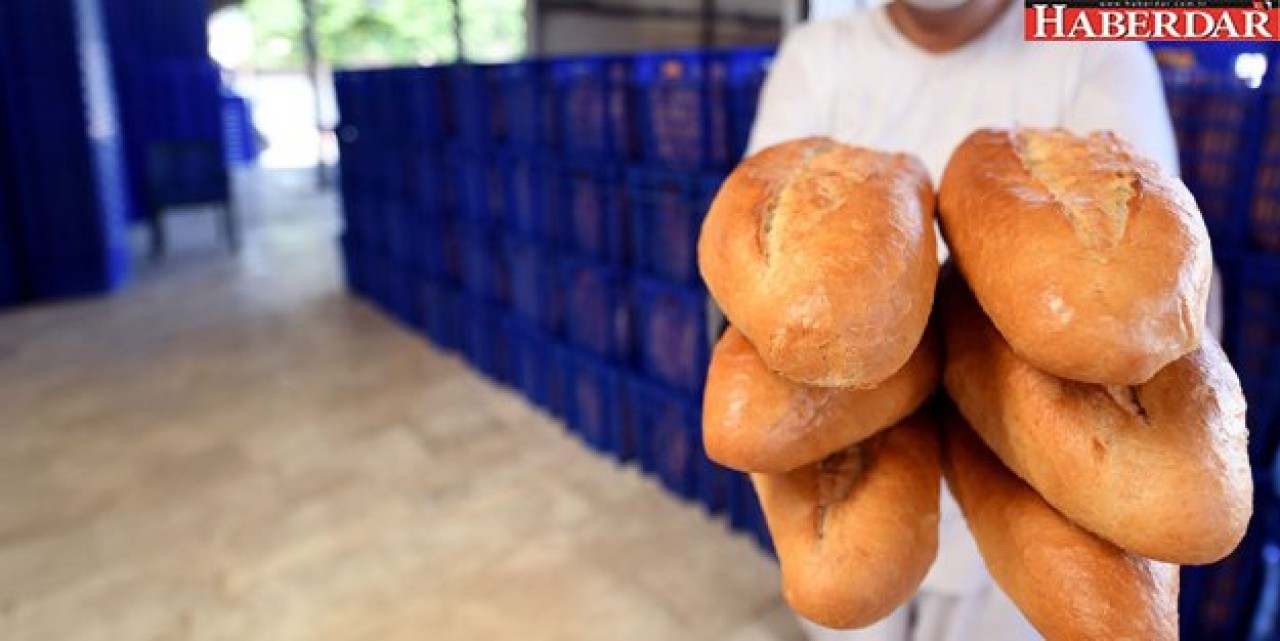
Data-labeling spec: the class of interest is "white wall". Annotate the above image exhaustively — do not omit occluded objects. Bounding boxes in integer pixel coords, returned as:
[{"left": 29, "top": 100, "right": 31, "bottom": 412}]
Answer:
[{"left": 535, "top": 0, "right": 781, "bottom": 55}]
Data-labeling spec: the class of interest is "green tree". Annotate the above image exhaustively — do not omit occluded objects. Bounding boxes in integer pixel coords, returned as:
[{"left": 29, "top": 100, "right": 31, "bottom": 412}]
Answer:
[{"left": 243, "top": 0, "right": 524, "bottom": 69}]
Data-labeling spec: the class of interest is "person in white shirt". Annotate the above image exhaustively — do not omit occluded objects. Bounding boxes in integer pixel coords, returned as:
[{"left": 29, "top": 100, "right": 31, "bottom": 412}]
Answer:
[{"left": 744, "top": 0, "right": 1212, "bottom": 640}]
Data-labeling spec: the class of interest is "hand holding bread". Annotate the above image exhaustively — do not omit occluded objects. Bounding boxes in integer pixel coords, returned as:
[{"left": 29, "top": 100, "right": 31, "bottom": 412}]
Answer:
[{"left": 698, "top": 129, "right": 1252, "bottom": 637}]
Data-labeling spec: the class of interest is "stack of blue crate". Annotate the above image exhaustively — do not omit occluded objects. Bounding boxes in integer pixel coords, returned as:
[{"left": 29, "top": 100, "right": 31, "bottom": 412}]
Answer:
[
  {"left": 336, "top": 66, "right": 459, "bottom": 349},
  {"left": 102, "top": 0, "right": 227, "bottom": 221},
  {"left": 0, "top": 44, "right": 16, "bottom": 309},
  {"left": 333, "top": 48, "right": 776, "bottom": 552},
  {"left": 0, "top": 0, "right": 132, "bottom": 305},
  {"left": 222, "top": 88, "right": 259, "bottom": 167},
  {"left": 1151, "top": 42, "right": 1280, "bottom": 641},
  {"left": 1230, "top": 66, "right": 1280, "bottom": 641},
  {"left": 627, "top": 48, "right": 774, "bottom": 550}
]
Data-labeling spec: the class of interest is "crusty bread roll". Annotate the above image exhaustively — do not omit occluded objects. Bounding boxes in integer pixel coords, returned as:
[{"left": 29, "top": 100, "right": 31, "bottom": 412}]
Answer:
[
  {"left": 938, "top": 128, "right": 1213, "bottom": 385},
  {"left": 941, "top": 277, "right": 1251, "bottom": 564},
  {"left": 704, "top": 325, "right": 939, "bottom": 473},
  {"left": 752, "top": 412, "right": 940, "bottom": 629},
  {"left": 699, "top": 138, "right": 938, "bottom": 388},
  {"left": 941, "top": 406, "right": 1180, "bottom": 641}
]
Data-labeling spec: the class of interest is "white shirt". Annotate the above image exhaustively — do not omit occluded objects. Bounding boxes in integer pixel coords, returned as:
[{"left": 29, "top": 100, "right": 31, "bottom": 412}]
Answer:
[
  {"left": 746, "top": 4, "right": 1179, "bottom": 596},
  {"left": 748, "top": 5, "right": 1178, "bottom": 179}
]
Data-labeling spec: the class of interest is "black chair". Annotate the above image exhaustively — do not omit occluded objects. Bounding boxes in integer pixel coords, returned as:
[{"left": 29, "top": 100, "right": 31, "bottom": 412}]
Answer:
[{"left": 144, "top": 138, "right": 238, "bottom": 258}]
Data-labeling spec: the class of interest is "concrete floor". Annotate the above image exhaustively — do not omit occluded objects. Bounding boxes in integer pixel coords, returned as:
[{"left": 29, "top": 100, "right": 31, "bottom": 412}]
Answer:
[{"left": 0, "top": 170, "right": 801, "bottom": 641}]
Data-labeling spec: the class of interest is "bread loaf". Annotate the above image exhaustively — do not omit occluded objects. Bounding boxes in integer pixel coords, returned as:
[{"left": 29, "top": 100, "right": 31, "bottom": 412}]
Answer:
[
  {"left": 752, "top": 412, "right": 940, "bottom": 629},
  {"left": 698, "top": 138, "right": 938, "bottom": 388},
  {"left": 704, "top": 325, "right": 939, "bottom": 473},
  {"left": 941, "top": 277, "right": 1251, "bottom": 564},
  {"left": 941, "top": 406, "right": 1180, "bottom": 641},
  {"left": 938, "top": 128, "right": 1212, "bottom": 385}
]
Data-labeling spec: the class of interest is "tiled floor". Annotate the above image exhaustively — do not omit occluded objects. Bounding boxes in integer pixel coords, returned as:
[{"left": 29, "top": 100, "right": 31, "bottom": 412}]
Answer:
[{"left": 0, "top": 170, "right": 801, "bottom": 641}]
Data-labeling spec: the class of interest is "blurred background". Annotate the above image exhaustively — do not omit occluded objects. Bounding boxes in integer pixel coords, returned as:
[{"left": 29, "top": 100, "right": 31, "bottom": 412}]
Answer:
[{"left": 0, "top": 1, "right": 1278, "bottom": 640}]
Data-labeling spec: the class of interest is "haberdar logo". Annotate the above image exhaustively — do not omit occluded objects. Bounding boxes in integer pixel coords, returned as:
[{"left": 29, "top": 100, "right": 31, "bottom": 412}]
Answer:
[{"left": 1025, "top": 0, "right": 1280, "bottom": 41}]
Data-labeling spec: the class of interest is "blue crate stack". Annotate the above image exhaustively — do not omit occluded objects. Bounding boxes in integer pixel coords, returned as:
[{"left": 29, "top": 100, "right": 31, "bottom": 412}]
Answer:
[
  {"left": 0, "top": 0, "right": 133, "bottom": 304},
  {"left": 222, "top": 88, "right": 259, "bottom": 167},
  {"left": 1150, "top": 42, "right": 1280, "bottom": 641},
  {"left": 102, "top": 0, "right": 228, "bottom": 220},
  {"left": 333, "top": 47, "right": 774, "bottom": 552}
]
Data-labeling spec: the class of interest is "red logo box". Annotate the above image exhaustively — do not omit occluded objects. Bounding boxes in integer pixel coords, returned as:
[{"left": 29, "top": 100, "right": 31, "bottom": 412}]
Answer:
[{"left": 1025, "top": 1, "right": 1280, "bottom": 40}]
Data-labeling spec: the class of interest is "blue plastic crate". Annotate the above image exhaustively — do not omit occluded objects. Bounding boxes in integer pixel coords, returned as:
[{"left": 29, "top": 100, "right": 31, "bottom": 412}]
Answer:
[
  {"left": 418, "top": 279, "right": 462, "bottom": 351},
  {"left": 504, "top": 151, "right": 560, "bottom": 244},
  {"left": 727, "top": 472, "right": 757, "bottom": 533},
  {"left": 22, "top": 247, "right": 130, "bottom": 300},
  {"left": 561, "top": 161, "right": 628, "bottom": 263},
  {"left": 339, "top": 232, "right": 371, "bottom": 297},
  {"left": 631, "top": 377, "right": 700, "bottom": 500},
  {"left": 0, "top": 214, "right": 16, "bottom": 308},
  {"left": 384, "top": 200, "right": 418, "bottom": 265},
  {"left": 546, "top": 341, "right": 575, "bottom": 420},
  {"left": 1181, "top": 500, "right": 1270, "bottom": 641},
  {"left": 505, "top": 236, "right": 561, "bottom": 333},
  {"left": 507, "top": 317, "right": 551, "bottom": 409},
  {"left": 337, "top": 68, "right": 396, "bottom": 145},
  {"left": 335, "top": 70, "right": 404, "bottom": 146},
  {"left": 633, "top": 278, "right": 710, "bottom": 396},
  {"left": 454, "top": 150, "right": 507, "bottom": 226},
  {"left": 722, "top": 48, "right": 774, "bottom": 162},
  {"left": 459, "top": 297, "right": 515, "bottom": 385},
  {"left": 1246, "top": 87, "right": 1280, "bottom": 253},
  {"left": 562, "top": 258, "right": 631, "bottom": 362},
  {"left": 403, "top": 147, "right": 455, "bottom": 217},
  {"left": 408, "top": 218, "right": 458, "bottom": 284},
  {"left": 615, "top": 374, "right": 642, "bottom": 462},
  {"left": 397, "top": 66, "right": 455, "bottom": 144},
  {"left": 347, "top": 145, "right": 395, "bottom": 206},
  {"left": 633, "top": 51, "right": 730, "bottom": 171},
  {"left": 727, "top": 472, "right": 774, "bottom": 554},
  {"left": 628, "top": 168, "right": 724, "bottom": 285},
  {"left": 0, "top": 0, "right": 134, "bottom": 301},
  {"left": 552, "top": 56, "right": 635, "bottom": 160},
  {"left": 363, "top": 253, "right": 394, "bottom": 313},
  {"left": 624, "top": 360, "right": 728, "bottom": 518},
  {"left": 333, "top": 71, "right": 363, "bottom": 139},
  {"left": 452, "top": 64, "right": 507, "bottom": 145},
  {"left": 1250, "top": 462, "right": 1280, "bottom": 640},
  {"left": 344, "top": 197, "right": 389, "bottom": 254},
  {"left": 566, "top": 350, "right": 624, "bottom": 455},
  {"left": 499, "top": 62, "right": 555, "bottom": 148},
  {"left": 1152, "top": 43, "right": 1275, "bottom": 248},
  {"left": 103, "top": 0, "right": 209, "bottom": 59},
  {"left": 698, "top": 455, "right": 735, "bottom": 517},
  {"left": 339, "top": 190, "right": 372, "bottom": 243},
  {"left": 373, "top": 146, "right": 406, "bottom": 202},
  {"left": 1231, "top": 256, "right": 1280, "bottom": 465},
  {"left": 439, "top": 217, "right": 464, "bottom": 286},
  {"left": 221, "top": 89, "right": 258, "bottom": 166},
  {"left": 337, "top": 142, "right": 378, "bottom": 199},
  {"left": 384, "top": 262, "right": 417, "bottom": 328},
  {"left": 135, "top": 60, "right": 224, "bottom": 140},
  {"left": 457, "top": 223, "right": 511, "bottom": 305}
]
